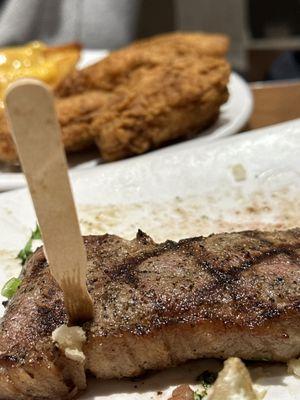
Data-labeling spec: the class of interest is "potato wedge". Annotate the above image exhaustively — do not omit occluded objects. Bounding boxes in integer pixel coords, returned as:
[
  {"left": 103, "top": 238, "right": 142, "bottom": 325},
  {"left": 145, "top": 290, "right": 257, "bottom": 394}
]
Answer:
[
  {"left": 0, "top": 41, "right": 81, "bottom": 108},
  {"left": 43, "top": 42, "right": 81, "bottom": 87}
]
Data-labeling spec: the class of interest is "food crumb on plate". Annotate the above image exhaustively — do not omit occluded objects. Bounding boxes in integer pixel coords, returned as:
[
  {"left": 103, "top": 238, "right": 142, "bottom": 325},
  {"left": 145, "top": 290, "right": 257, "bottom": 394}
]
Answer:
[
  {"left": 231, "top": 163, "right": 247, "bottom": 182},
  {"left": 78, "top": 188, "right": 299, "bottom": 242}
]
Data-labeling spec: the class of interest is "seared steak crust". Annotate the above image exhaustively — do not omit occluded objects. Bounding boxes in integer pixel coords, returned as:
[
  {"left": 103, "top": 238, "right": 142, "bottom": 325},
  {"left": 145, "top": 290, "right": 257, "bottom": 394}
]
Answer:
[{"left": 0, "top": 228, "right": 300, "bottom": 399}]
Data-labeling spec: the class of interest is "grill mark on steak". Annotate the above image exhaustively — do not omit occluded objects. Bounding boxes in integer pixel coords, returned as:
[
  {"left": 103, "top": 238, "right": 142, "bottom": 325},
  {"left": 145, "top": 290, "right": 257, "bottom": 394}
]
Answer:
[
  {"left": 224, "top": 246, "right": 300, "bottom": 279},
  {"left": 108, "top": 239, "right": 179, "bottom": 287},
  {"left": 1, "top": 228, "right": 300, "bottom": 399},
  {"left": 189, "top": 233, "right": 300, "bottom": 282}
]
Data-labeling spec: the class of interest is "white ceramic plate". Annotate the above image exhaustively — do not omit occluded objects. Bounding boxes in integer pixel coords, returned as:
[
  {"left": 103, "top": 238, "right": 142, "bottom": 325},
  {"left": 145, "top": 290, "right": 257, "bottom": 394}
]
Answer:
[
  {"left": 0, "top": 49, "right": 252, "bottom": 191},
  {"left": 0, "top": 119, "right": 299, "bottom": 399}
]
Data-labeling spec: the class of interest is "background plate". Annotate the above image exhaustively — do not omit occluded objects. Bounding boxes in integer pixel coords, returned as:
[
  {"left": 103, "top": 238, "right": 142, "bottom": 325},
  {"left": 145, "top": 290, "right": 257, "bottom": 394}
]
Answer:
[
  {"left": 0, "top": 49, "right": 252, "bottom": 191},
  {"left": 0, "top": 119, "right": 299, "bottom": 399}
]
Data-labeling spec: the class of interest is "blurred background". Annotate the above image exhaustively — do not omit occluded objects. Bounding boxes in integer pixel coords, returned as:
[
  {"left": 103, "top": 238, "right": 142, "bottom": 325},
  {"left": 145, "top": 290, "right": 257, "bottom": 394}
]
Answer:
[{"left": 0, "top": 0, "right": 300, "bottom": 81}]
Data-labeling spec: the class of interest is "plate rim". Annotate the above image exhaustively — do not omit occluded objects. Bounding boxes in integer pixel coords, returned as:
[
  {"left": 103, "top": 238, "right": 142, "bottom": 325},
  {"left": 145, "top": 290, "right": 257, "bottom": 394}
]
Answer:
[{"left": 0, "top": 50, "right": 253, "bottom": 191}]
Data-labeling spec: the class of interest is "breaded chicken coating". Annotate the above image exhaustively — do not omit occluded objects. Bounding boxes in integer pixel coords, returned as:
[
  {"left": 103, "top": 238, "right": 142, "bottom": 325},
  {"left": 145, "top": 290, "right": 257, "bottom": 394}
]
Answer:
[
  {"left": 0, "top": 32, "right": 230, "bottom": 164},
  {"left": 92, "top": 56, "right": 230, "bottom": 160},
  {"left": 56, "top": 31, "right": 229, "bottom": 97}
]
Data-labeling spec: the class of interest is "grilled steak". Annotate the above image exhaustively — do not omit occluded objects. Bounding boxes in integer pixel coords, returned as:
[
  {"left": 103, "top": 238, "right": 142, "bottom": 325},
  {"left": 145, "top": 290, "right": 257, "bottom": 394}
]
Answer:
[{"left": 0, "top": 228, "right": 300, "bottom": 399}]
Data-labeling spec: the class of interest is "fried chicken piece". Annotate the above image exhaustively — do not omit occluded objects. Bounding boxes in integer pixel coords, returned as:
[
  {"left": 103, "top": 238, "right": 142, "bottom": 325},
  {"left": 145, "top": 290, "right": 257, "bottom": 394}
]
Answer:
[
  {"left": 0, "top": 32, "right": 230, "bottom": 164},
  {"left": 130, "top": 31, "right": 229, "bottom": 56},
  {"left": 56, "top": 32, "right": 229, "bottom": 97},
  {"left": 91, "top": 56, "right": 230, "bottom": 161},
  {"left": 56, "top": 90, "right": 109, "bottom": 151},
  {"left": 0, "top": 91, "right": 107, "bottom": 163}
]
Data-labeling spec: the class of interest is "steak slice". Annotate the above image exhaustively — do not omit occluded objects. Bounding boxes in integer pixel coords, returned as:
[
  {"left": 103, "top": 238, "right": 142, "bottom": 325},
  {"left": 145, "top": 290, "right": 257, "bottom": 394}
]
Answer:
[{"left": 0, "top": 228, "right": 300, "bottom": 399}]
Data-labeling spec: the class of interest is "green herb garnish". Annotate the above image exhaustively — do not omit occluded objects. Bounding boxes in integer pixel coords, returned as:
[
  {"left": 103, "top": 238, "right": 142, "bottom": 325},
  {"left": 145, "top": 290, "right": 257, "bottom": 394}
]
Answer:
[
  {"left": 194, "top": 388, "right": 207, "bottom": 400},
  {"left": 1, "top": 225, "right": 41, "bottom": 301},
  {"left": 17, "top": 224, "right": 41, "bottom": 265},
  {"left": 194, "top": 370, "right": 218, "bottom": 399},
  {"left": 31, "top": 225, "right": 42, "bottom": 240},
  {"left": 196, "top": 370, "right": 217, "bottom": 388},
  {"left": 1, "top": 277, "right": 21, "bottom": 299}
]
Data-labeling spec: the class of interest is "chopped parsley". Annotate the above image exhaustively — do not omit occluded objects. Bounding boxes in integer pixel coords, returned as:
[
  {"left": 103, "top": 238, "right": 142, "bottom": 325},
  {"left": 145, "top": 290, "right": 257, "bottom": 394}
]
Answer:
[
  {"left": 17, "top": 224, "right": 41, "bottom": 265},
  {"left": 1, "top": 277, "right": 21, "bottom": 299},
  {"left": 194, "top": 370, "right": 218, "bottom": 399},
  {"left": 1, "top": 225, "right": 42, "bottom": 302},
  {"left": 194, "top": 388, "right": 207, "bottom": 400}
]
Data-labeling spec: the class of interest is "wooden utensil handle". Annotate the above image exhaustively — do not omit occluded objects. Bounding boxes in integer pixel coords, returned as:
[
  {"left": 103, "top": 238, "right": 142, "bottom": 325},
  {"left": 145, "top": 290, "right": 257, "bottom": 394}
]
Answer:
[{"left": 5, "top": 79, "right": 93, "bottom": 323}]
